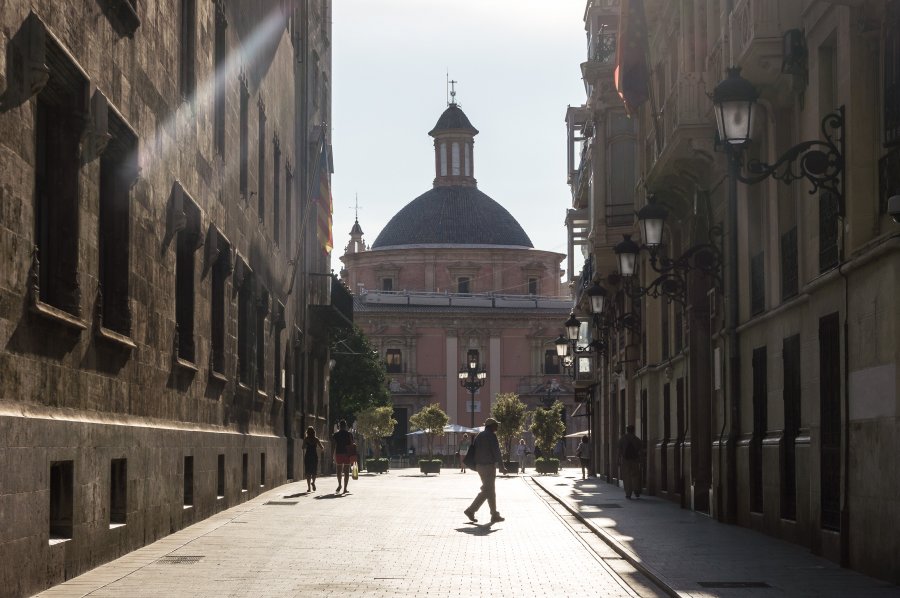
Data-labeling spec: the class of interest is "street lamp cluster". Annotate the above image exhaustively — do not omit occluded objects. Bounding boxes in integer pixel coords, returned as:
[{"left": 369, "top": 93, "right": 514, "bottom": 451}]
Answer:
[{"left": 458, "top": 349, "right": 487, "bottom": 428}]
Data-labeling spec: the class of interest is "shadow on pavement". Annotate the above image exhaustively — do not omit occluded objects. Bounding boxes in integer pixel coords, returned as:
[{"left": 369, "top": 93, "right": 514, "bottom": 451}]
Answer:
[
  {"left": 283, "top": 492, "right": 309, "bottom": 498},
  {"left": 313, "top": 493, "right": 349, "bottom": 500},
  {"left": 454, "top": 525, "right": 499, "bottom": 536}
]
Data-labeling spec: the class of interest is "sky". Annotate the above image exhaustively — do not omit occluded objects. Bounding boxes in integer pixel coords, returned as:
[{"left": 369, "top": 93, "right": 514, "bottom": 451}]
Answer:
[{"left": 330, "top": 0, "right": 589, "bottom": 278}]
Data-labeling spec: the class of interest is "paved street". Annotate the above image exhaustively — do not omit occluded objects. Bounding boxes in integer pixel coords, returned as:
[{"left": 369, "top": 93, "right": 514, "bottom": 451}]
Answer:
[
  {"left": 35, "top": 469, "right": 659, "bottom": 598},
  {"left": 35, "top": 467, "right": 900, "bottom": 598}
]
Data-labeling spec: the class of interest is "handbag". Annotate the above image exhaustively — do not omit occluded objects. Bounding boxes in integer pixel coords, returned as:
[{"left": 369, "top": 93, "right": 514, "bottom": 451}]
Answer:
[{"left": 463, "top": 443, "right": 477, "bottom": 470}]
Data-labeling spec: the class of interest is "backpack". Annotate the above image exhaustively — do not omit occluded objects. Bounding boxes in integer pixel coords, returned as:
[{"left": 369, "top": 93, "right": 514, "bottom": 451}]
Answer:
[
  {"left": 463, "top": 442, "right": 477, "bottom": 470},
  {"left": 623, "top": 436, "right": 639, "bottom": 460}
]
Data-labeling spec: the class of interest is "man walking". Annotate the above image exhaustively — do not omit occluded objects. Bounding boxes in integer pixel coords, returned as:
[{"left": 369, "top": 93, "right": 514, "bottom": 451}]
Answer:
[
  {"left": 617, "top": 425, "right": 642, "bottom": 499},
  {"left": 464, "top": 418, "right": 507, "bottom": 523}
]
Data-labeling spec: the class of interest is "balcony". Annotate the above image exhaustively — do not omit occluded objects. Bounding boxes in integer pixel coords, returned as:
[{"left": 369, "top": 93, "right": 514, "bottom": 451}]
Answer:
[
  {"left": 309, "top": 273, "right": 353, "bottom": 332},
  {"left": 643, "top": 72, "right": 715, "bottom": 188},
  {"left": 571, "top": 144, "right": 591, "bottom": 208},
  {"left": 581, "top": 31, "right": 617, "bottom": 84},
  {"left": 728, "top": 0, "right": 799, "bottom": 87}
]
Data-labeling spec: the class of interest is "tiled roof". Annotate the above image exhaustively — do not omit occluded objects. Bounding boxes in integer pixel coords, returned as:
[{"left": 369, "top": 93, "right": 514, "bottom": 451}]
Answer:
[
  {"left": 370, "top": 185, "right": 533, "bottom": 249},
  {"left": 428, "top": 104, "right": 479, "bottom": 136}
]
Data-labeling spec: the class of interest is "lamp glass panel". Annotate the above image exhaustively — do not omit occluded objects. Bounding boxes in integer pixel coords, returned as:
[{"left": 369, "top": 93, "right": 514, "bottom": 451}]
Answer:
[
  {"left": 719, "top": 100, "right": 754, "bottom": 145},
  {"left": 555, "top": 338, "right": 569, "bottom": 357},
  {"left": 640, "top": 217, "right": 665, "bottom": 247},
  {"left": 618, "top": 251, "right": 637, "bottom": 276},
  {"left": 566, "top": 320, "right": 581, "bottom": 341},
  {"left": 590, "top": 292, "right": 605, "bottom": 314}
]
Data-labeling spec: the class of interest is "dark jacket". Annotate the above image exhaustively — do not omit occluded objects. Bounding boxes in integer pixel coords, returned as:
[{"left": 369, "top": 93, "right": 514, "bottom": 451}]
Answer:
[{"left": 471, "top": 428, "right": 503, "bottom": 467}]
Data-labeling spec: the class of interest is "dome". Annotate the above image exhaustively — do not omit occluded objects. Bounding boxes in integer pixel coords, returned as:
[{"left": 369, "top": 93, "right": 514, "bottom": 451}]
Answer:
[
  {"left": 428, "top": 104, "right": 479, "bottom": 136},
  {"left": 371, "top": 185, "right": 533, "bottom": 249}
]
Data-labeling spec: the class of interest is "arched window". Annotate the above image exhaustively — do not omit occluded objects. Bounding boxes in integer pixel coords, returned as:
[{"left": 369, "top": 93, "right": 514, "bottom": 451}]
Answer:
[
  {"left": 451, "top": 142, "right": 461, "bottom": 175},
  {"left": 440, "top": 143, "right": 448, "bottom": 176}
]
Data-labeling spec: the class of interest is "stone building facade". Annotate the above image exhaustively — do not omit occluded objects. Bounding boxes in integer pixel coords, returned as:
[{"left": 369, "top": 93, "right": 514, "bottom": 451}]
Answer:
[
  {"left": 567, "top": 0, "right": 899, "bottom": 583},
  {"left": 340, "top": 102, "right": 578, "bottom": 454},
  {"left": 0, "top": 1, "right": 340, "bottom": 595}
]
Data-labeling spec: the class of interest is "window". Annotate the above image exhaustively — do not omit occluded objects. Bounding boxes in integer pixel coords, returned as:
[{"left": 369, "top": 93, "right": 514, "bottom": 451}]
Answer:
[
  {"left": 440, "top": 143, "right": 448, "bottom": 176},
  {"left": 819, "top": 313, "right": 841, "bottom": 531},
  {"left": 259, "top": 453, "right": 266, "bottom": 487},
  {"left": 661, "top": 383, "right": 670, "bottom": 492},
  {"left": 273, "top": 137, "right": 281, "bottom": 245},
  {"left": 237, "top": 261, "right": 255, "bottom": 386},
  {"left": 781, "top": 334, "right": 801, "bottom": 521},
  {"left": 99, "top": 112, "right": 138, "bottom": 335},
  {"left": 528, "top": 277, "right": 538, "bottom": 295},
  {"left": 210, "top": 230, "right": 231, "bottom": 374},
  {"left": 110, "top": 458, "right": 127, "bottom": 525},
  {"left": 174, "top": 188, "right": 201, "bottom": 363},
  {"left": 750, "top": 346, "right": 767, "bottom": 513},
  {"left": 34, "top": 39, "right": 88, "bottom": 317},
  {"left": 457, "top": 277, "right": 470, "bottom": 294},
  {"left": 256, "top": 287, "right": 269, "bottom": 391},
  {"left": 258, "top": 101, "right": 266, "bottom": 219},
  {"left": 464, "top": 143, "right": 471, "bottom": 176},
  {"left": 274, "top": 303, "right": 284, "bottom": 396},
  {"left": 217, "top": 454, "right": 225, "bottom": 499},
  {"left": 241, "top": 453, "right": 249, "bottom": 491},
  {"left": 385, "top": 348, "right": 402, "bottom": 373},
  {"left": 179, "top": 0, "right": 196, "bottom": 99},
  {"left": 183, "top": 456, "right": 194, "bottom": 507},
  {"left": 49, "top": 461, "right": 74, "bottom": 542},
  {"left": 544, "top": 349, "right": 560, "bottom": 375},
  {"left": 451, "top": 142, "right": 461, "bottom": 175},
  {"left": 312, "top": 52, "right": 320, "bottom": 106},
  {"left": 213, "top": 1, "right": 226, "bottom": 155},
  {"left": 382, "top": 278, "right": 393, "bottom": 291},
  {"left": 239, "top": 77, "right": 249, "bottom": 199},
  {"left": 285, "top": 166, "right": 293, "bottom": 252},
  {"left": 886, "top": 1, "right": 900, "bottom": 146}
]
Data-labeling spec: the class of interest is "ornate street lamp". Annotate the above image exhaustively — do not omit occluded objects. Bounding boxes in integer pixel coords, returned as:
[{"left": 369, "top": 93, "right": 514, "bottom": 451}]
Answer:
[
  {"left": 711, "top": 65, "right": 845, "bottom": 521},
  {"left": 612, "top": 198, "right": 723, "bottom": 304},
  {"left": 712, "top": 67, "right": 845, "bottom": 205},
  {"left": 459, "top": 350, "right": 486, "bottom": 428}
]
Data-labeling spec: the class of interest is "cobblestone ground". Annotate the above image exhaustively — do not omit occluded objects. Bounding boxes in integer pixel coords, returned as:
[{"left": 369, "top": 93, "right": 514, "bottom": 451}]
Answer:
[{"left": 37, "top": 470, "right": 661, "bottom": 598}]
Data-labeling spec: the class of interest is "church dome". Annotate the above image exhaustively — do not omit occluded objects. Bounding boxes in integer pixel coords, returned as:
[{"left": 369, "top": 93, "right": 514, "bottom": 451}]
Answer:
[
  {"left": 370, "top": 185, "right": 533, "bottom": 249},
  {"left": 428, "top": 104, "right": 479, "bottom": 136}
]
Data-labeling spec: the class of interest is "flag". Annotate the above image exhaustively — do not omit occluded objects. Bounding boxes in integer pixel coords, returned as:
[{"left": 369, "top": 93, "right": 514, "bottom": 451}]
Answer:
[
  {"left": 313, "top": 141, "right": 333, "bottom": 254},
  {"left": 614, "top": 0, "right": 650, "bottom": 115}
]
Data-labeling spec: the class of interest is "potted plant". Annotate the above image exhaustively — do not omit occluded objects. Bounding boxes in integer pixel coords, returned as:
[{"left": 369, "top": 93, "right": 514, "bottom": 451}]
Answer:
[
  {"left": 409, "top": 403, "right": 449, "bottom": 475},
  {"left": 492, "top": 392, "right": 527, "bottom": 474},
  {"left": 530, "top": 400, "right": 566, "bottom": 475},
  {"left": 355, "top": 405, "right": 397, "bottom": 474}
]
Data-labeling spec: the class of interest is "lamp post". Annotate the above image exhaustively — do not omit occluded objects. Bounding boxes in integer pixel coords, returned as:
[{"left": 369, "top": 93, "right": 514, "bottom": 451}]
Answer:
[
  {"left": 711, "top": 65, "right": 845, "bottom": 523},
  {"left": 458, "top": 349, "right": 486, "bottom": 428}
]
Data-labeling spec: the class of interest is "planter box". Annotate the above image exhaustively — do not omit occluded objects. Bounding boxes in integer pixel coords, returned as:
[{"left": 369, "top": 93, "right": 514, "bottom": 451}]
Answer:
[
  {"left": 419, "top": 461, "right": 442, "bottom": 475},
  {"left": 535, "top": 458, "right": 559, "bottom": 474},
  {"left": 366, "top": 459, "right": 389, "bottom": 474},
  {"left": 503, "top": 461, "right": 519, "bottom": 474}
]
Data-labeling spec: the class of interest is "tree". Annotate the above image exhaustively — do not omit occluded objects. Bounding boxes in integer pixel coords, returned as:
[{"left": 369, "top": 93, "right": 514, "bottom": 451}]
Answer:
[
  {"left": 329, "top": 325, "right": 391, "bottom": 425},
  {"left": 355, "top": 405, "right": 397, "bottom": 458},
  {"left": 408, "top": 403, "right": 449, "bottom": 458},
  {"left": 530, "top": 400, "right": 566, "bottom": 455},
  {"left": 491, "top": 392, "right": 527, "bottom": 460}
]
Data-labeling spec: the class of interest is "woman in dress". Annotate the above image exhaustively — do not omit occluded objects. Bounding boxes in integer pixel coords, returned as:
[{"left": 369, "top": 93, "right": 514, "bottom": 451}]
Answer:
[
  {"left": 458, "top": 433, "right": 471, "bottom": 473},
  {"left": 302, "top": 426, "right": 324, "bottom": 492},
  {"left": 332, "top": 420, "right": 355, "bottom": 494}
]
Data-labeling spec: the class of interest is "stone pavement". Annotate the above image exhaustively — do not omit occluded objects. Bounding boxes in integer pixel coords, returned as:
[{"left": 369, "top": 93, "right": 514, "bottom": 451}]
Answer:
[
  {"left": 35, "top": 469, "right": 663, "bottom": 597},
  {"left": 533, "top": 471, "right": 900, "bottom": 598}
]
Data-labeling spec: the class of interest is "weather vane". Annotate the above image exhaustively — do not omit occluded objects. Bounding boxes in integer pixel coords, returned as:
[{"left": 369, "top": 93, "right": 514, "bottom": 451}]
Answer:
[{"left": 446, "top": 72, "right": 459, "bottom": 106}]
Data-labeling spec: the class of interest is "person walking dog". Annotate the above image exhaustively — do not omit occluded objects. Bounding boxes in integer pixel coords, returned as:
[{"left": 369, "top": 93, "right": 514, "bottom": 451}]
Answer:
[{"left": 617, "top": 425, "right": 642, "bottom": 499}]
